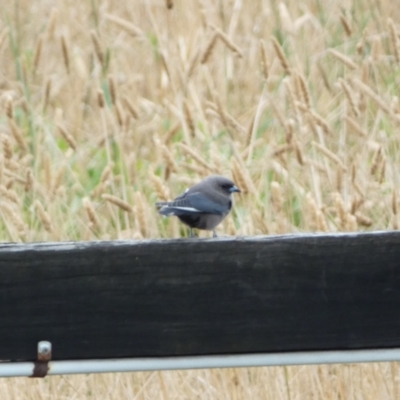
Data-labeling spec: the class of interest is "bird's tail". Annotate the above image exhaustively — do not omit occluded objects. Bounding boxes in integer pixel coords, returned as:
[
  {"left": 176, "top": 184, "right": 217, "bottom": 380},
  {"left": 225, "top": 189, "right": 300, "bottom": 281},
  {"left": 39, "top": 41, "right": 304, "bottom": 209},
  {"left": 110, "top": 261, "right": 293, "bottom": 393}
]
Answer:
[
  {"left": 156, "top": 201, "right": 173, "bottom": 216},
  {"left": 155, "top": 201, "right": 168, "bottom": 209}
]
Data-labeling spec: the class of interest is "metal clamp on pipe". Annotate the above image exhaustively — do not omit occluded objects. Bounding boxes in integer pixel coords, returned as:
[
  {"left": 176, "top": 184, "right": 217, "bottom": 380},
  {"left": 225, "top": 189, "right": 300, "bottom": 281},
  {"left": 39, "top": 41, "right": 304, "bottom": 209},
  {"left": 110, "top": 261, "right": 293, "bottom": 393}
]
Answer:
[{"left": 30, "top": 341, "right": 52, "bottom": 378}]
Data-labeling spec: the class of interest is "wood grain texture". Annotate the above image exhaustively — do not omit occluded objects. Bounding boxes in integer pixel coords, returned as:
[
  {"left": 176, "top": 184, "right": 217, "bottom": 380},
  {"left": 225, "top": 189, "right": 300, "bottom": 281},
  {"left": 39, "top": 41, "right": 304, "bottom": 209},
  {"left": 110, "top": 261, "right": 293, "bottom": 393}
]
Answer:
[{"left": 0, "top": 232, "right": 400, "bottom": 362}]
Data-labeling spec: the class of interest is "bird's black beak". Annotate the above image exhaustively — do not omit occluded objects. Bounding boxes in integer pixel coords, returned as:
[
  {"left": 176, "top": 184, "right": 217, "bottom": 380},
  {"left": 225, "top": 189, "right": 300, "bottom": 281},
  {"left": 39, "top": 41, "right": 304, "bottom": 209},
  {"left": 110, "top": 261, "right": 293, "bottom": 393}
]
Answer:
[{"left": 230, "top": 186, "right": 241, "bottom": 193}]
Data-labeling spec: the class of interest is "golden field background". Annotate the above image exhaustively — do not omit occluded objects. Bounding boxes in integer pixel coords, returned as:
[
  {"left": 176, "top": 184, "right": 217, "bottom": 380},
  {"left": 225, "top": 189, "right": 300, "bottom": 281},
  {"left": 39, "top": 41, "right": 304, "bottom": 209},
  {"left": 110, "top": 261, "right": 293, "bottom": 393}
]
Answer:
[{"left": 1, "top": 0, "right": 400, "bottom": 398}]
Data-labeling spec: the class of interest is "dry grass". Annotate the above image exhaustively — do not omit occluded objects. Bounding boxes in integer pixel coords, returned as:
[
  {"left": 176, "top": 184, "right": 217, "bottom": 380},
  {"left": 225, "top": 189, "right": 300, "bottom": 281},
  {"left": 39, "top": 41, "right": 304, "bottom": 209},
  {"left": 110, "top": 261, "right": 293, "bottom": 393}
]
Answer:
[{"left": 1, "top": 0, "right": 400, "bottom": 398}]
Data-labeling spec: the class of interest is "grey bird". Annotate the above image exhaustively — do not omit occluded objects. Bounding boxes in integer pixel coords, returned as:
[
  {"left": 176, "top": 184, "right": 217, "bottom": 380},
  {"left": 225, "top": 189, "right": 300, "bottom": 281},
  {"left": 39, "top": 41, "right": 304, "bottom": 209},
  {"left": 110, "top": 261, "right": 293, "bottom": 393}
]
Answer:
[{"left": 156, "top": 175, "right": 240, "bottom": 237}]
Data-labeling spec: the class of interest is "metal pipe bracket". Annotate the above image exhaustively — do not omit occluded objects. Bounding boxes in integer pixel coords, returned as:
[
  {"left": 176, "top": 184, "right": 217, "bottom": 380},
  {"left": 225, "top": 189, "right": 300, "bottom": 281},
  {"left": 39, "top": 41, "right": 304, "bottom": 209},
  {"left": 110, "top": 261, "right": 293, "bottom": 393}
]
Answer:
[{"left": 30, "top": 341, "right": 52, "bottom": 378}]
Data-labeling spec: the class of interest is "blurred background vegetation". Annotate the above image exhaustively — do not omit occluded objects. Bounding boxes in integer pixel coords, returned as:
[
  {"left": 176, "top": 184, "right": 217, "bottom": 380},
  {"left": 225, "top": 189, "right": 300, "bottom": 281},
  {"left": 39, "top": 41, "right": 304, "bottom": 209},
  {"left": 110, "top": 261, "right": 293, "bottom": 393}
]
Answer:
[{"left": 1, "top": 0, "right": 400, "bottom": 398}]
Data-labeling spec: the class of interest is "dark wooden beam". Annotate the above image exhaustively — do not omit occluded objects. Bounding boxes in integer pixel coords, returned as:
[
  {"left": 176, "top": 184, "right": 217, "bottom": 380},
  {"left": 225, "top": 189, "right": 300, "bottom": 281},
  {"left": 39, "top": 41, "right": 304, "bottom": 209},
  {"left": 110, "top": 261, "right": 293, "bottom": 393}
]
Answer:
[{"left": 0, "top": 232, "right": 400, "bottom": 362}]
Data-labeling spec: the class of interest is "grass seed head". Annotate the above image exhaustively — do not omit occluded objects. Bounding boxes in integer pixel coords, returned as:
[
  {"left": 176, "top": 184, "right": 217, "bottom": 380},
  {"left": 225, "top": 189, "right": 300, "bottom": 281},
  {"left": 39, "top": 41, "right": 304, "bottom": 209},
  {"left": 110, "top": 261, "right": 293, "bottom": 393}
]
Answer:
[
  {"left": 271, "top": 36, "right": 290, "bottom": 75},
  {"left": 60, "top": 34, "right": 70, "bottom": 74},
  {"left": 34, "top": 200, "right": 53, "bottom": 233},
  {"left": 83, "top": 197, "right": 101, "bottom": 230},
  {"left": 90, "top": 30, "right": 104, "bottom": 66},
  {"left": 102, "top": 194, "right": 133, "bottom": 213},
  {"left": 340, "top": 14, "right": 352, "bottom": 37},
  {"left": 1, "top": 202, "right": 28, "bottom": 239}
]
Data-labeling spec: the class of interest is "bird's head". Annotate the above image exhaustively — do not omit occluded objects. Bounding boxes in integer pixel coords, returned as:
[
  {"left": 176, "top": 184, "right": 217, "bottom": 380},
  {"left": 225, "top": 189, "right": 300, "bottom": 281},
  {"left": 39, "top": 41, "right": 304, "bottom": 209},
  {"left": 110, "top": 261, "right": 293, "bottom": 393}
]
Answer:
[{"left": 207, "top": 175, "right": 241, "bottom": 196}]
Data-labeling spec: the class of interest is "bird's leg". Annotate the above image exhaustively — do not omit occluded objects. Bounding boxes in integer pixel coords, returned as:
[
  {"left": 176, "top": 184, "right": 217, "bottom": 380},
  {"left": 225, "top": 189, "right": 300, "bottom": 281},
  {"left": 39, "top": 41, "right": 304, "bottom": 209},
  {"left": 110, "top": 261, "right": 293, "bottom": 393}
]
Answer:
[
  {"left": 189, "top": 228, "right": 197, "bottom": 238},
  {"left": 213, "top": 230, "right": 218, "bottom": 238}
]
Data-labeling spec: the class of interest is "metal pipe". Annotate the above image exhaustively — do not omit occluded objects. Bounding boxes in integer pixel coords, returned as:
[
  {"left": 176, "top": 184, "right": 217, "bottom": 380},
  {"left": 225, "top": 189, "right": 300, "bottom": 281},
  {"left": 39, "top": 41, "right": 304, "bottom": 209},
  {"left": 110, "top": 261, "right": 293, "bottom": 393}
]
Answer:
[{"left": 1, "top": 348, "right": 400, "bottom": 378}]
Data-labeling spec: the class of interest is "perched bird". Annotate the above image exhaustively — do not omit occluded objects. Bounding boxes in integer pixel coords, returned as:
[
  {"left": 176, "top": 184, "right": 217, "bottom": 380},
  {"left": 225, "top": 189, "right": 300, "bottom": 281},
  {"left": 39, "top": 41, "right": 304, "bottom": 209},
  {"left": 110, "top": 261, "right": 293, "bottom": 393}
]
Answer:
[{"left": 156, "top": 175, "right": 240, "bottom": 237}]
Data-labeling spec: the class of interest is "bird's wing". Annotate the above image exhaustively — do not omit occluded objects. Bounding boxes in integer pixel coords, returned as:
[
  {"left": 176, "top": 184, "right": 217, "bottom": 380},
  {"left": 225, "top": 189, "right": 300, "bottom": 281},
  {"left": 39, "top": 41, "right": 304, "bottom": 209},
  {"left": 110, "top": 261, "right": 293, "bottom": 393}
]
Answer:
[{"left": 162, "top": 191, "right": 228, "bottom": 215}]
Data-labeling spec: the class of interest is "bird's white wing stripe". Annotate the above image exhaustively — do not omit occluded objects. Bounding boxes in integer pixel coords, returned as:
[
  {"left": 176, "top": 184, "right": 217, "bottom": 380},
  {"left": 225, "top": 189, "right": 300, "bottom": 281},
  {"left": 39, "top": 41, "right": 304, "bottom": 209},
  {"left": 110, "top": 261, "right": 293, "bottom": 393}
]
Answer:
[{"left": 161, "top": 206, "right": 202, "bottom": 213}]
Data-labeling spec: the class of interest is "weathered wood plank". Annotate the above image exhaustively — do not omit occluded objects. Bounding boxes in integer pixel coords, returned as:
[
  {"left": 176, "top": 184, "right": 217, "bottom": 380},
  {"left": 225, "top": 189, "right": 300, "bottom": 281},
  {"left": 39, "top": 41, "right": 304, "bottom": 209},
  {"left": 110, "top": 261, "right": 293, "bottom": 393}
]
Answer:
[{"left": 0, "top": 232, "right": 399, "bottom": 362}]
